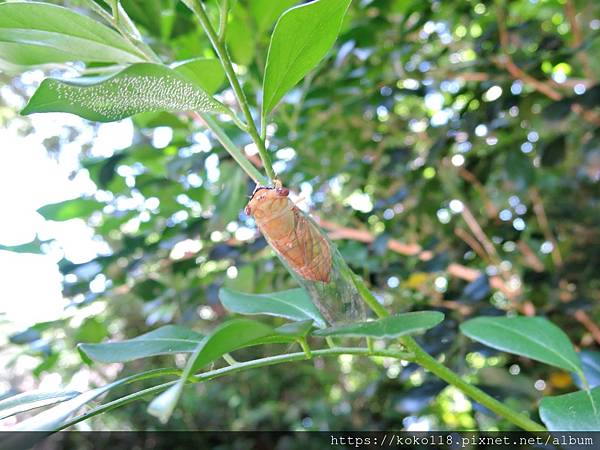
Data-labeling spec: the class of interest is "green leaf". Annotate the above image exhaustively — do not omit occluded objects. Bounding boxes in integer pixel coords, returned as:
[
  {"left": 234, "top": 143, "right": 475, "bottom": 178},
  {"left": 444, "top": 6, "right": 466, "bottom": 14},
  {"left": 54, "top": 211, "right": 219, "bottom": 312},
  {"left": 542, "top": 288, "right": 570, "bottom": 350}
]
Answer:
[
  {"left": 22, "top": 63, "right": 229, "bottom": 123},
  {"left": 250, "top": 0, "right": 298, "bottom": 34},
  {"left": 0, "top": 2, "right": 145, "bottom": 66},
  {"left": 262, "top": 0, "right": 351, "bottom": 116},
  {"left": 246, "top": 320, "right": 315, "bottom": 346},
  {"left": 0, "top": 238, "right": 46, "bottom": 254},
  {"left": 460, "top": 316, "right": 582, "bottom": 373},
  {"left": 0, "top": 390, "right": 80, "bottom": 420},
  {"left": 578, "top": 351, "right": 600, "bottom": 389},
  {"left": 11, "top": 369, "right": 176, "bottom": 432},
  {"left": 147, "top": 382, "right": 183, "bottom": 424},
  {"left": 313, "top": 311, "right": 445, "bottom": 339},
  {"left": 77, "top": 325, "right": 204, "bottom": 363},
  {"left": 539, "top": 387, "right": 600, "bottom": 431},
  {"left": 148, "top": 319, "right": 276, "bottom": 423},
  {"left": 12, "top": 385, "right": 115, "bottom": 431},
  {"left": 188, "top": 319, "right": 275, "bottom": 372},
  {"left": 121, "top": 0, "right": 163, "bottom": 37},
  {"left": 226, "top": 2, "right": 256, "bottom": 66},
  {"left": 171, "top": 58, "right": 226, "bottom": 94},
  {"left": 219, "top": 287, "right": 327, "bottom": 328},
  {"left": 37, "top": 198, "right": 103, "bottom": 221}
]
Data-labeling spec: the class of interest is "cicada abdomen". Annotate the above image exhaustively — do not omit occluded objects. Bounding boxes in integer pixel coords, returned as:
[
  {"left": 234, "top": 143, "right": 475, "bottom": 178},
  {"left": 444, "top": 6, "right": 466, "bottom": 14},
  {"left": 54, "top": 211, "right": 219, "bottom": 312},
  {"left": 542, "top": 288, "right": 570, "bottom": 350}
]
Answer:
[{"left": 245, "top": 184, "right": 366, "bottom": 325}]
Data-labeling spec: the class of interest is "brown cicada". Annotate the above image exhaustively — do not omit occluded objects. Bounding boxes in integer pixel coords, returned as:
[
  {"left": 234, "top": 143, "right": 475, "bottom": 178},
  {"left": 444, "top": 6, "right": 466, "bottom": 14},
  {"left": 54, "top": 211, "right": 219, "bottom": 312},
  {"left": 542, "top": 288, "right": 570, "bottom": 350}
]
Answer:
[{"left": 245, "top": 182, "right": 366, "bottom": 325}]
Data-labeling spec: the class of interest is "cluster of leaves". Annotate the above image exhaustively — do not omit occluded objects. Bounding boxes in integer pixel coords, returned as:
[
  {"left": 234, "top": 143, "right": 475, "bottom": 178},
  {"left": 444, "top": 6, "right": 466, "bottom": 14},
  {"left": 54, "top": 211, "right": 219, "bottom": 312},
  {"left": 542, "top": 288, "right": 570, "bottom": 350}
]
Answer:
[{"left": 1, "top": 0, "right": 600, "bottom": 435}]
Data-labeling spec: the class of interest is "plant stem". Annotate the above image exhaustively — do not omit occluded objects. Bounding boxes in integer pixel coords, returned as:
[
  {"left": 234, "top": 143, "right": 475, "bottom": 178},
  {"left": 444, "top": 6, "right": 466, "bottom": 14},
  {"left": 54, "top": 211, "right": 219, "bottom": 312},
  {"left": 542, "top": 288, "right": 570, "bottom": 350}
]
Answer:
[
  {"left": 218, "top": 0, "right": 229, "bottom": 43},
  {"left": 222, "top": 353, "right": 238, "bottom": 365},
  {"left": 196, "top": 113, "right": 267, "bottom": 185},
  {"left": 298, "top": 338, "right": 312, "bottom": 358},
  {"left": 354, "top": 274, "right": 547, "bottom": 431},
  {"left": 101, "top": 0, "right": 270, "bottom": 185},
  {"left": 350, "top": 271, "right": 389, "bottom": 318},
  {"left": 183, "top": 0, "right": 277, "bottom": 183},
  {"left": 401, "top": 336, "right": 546, "bottom": 432},
  {"left": 59, "top": 347, "right": 412, "bottom": 430}
]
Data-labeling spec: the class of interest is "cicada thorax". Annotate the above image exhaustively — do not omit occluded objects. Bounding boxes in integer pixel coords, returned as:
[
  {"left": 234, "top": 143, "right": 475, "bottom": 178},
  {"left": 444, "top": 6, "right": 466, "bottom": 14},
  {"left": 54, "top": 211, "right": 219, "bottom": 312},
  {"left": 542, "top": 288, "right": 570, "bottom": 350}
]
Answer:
[{"left": 246, "top": 186, "right": 332, "bottom": 283}]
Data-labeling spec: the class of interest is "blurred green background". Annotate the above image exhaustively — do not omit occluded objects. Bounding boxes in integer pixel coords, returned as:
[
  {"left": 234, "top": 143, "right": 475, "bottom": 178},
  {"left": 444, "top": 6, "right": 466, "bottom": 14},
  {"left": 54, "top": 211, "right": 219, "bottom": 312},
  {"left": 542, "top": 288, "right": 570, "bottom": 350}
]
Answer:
[{"left": 1, "top": 0, "right": 599, "bottom": 432}]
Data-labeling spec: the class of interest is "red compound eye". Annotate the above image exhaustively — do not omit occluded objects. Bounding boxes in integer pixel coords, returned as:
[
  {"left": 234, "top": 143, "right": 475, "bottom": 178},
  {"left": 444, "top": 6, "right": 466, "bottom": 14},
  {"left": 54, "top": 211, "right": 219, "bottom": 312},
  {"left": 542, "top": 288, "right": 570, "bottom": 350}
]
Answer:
[
  {"left": 245, "top": 205, "right": 252, "bottom": 215},
  {"left": 277, "top": 187, "right": 290, "bottom": 197}
]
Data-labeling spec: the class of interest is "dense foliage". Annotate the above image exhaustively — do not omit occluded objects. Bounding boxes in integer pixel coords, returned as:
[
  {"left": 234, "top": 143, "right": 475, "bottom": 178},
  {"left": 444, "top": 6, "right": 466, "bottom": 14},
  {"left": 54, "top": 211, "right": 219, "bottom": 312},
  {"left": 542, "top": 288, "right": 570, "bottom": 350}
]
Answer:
[{"left": 1, "top": 0, "right": 600, "bottom": 435}]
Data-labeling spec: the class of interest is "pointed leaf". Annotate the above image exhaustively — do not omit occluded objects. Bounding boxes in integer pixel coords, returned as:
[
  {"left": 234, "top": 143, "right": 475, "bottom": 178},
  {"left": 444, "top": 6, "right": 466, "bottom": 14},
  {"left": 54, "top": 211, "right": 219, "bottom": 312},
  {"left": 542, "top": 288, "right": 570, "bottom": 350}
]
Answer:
[
  {"left": 188, "top": 319, "right": 275, "bottom": 372},
  {"left": 10, "top": 369, "right": 176, "bottom": 433},
  {"left": 77, "top": 325, "right": 204, "bottom": 363},
  {"left": 225, "top": 2, "right": 255, "bottom": 66},
  {"left": 313, "top": 311, "right": 445, "bottom": 339},
  {"left": 171, "top": 58, "right": 226, "bottom": 94},
  {"left": 22, "top": 63, "right": 229, "bottom": 123},
  {"left": 262, "top": 0, "right": 351, "bottom": 116},
  {"left": 219, "top": 287, "right": 327, "bottom": 328},
  {"left": 0, "top": 2, "right": 145, "bottom": 66},
  {"left": 574, "top": 351, "right": 600, "bottom": 390},
  {"left": 460, "top": 316, "right": 582, "bottom": 373},
  {"left": 148, "top": 319, "right": 276, "bottom": 423},
  {"left": 0, "top": 390, "right": 80, "bottom": 420},
  {"left": 250, "top": 0, "right": 298, "bottom": 33},
  {"left": 246, "top": 320, "right": 315, "bottom": 346},
  {"left": 539, "top": 387, "right": 600, "bottom": 431},
  {"left": 0, "top": 238, "right": 47, "bottom": 254},
  {"left": 37, "top": 198, "right": 103, "bottom": 221},
  {"left": 147, "top": 382, "right": 183, "bottom": 425},
  {"left": 11, "top": 386, "right": 113, "bottom": 431}
]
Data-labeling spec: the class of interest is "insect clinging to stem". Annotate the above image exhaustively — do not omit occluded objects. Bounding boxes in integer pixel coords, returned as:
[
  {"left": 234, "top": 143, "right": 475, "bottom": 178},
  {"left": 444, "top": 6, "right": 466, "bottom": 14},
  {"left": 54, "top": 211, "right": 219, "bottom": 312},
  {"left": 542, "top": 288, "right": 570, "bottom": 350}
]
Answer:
[
  {"left": 245, "top": 181, "right": 332, "bottom": 282},
  {"left": 245, "top": 181, "right": 366, "bottom": 325}
]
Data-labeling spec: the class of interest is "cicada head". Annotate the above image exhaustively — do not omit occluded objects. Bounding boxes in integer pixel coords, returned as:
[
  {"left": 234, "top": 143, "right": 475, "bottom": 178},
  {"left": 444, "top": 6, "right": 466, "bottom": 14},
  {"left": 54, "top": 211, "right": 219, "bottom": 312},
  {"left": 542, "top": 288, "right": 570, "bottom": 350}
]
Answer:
[{"left": 245, "top": 186, "right": 290, "bottom": 220}]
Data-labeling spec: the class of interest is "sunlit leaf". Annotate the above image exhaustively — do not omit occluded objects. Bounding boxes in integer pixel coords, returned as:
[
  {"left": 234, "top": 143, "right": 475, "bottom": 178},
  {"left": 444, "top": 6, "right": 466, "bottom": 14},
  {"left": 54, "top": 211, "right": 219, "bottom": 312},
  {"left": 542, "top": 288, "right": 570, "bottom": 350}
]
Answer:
[
  {"left": 250, "top": 0, "right": 298, "bottom": 33},
  {"left": 262, "top": 0, "right": 351, "bottom": 115},
  {"left": 574, "top": 351, "right": 600, "bottom": 390},
  {"left": 0, "top": 2, "right": 145, "bottom": 66},
  {"left": 219, "top": 288, "right": 327, "bottom": 328},
  {"left": 22, "top": 63, "right": 229, "bottom": 122},
  {"left": 171, "top": 58, "right": 226, "bottom": 94},
  {"left": 0, "top": 390, "right": 80, "bottom": 420},
  {"left": 148, "top": 319, "right": 276, "bottom": 423},
  {"left": 460, "top": 316, "right": 582, "bottom": 373},
  {"left": 313, "top": 312, "right": 445, "bottom": 338},
  {"left": 539, "top": 387, "right": 600, "bottom": 431},
  {"left": 37, "top": 198, "right": 103, "bottom": 221},
  {"left": 78, "top": 325, "right": 204, "bottom": 363}
]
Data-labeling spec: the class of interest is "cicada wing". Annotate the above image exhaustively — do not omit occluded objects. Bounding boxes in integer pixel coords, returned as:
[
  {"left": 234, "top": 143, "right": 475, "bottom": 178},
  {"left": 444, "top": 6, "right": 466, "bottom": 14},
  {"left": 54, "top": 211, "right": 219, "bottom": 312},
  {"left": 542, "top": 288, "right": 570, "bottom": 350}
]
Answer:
[
  {"left": 252, "top": 199, "right": 366, "bottom": 325},
  {"left": 291, "top": 208, "right": 332, "bottom": 283}
]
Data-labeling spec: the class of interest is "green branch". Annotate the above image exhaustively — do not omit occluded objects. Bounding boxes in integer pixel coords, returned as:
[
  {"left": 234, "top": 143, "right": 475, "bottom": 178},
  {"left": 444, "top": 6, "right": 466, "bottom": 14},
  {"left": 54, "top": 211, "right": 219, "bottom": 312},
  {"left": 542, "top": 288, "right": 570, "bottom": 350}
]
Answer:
[
  {"left": 73, "top": 0, "right": 546, "bottom": 434},
  {"left": 59, "top": 347, "right": 412, "bottom": 430},
  {"left": 218, "top": 0, "right": 229, "bottom": 43},
  {"left": 102, "top": 1, "right": 265, "bottom": 185},
  {"left": 353, "top": 273, "right": 546, "bottom": 432},
  {"left": 198, "top": 113, "right": 267, "bottom": 184},
  {"left": 183, "top": 0, "right": 277, "bottom": 183}
]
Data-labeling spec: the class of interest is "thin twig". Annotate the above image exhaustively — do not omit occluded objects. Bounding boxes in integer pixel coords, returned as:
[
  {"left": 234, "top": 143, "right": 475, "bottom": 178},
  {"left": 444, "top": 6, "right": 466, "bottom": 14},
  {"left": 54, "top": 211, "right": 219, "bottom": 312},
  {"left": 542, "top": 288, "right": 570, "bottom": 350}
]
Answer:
[
  {"left": 530, "top": 187, "right": 563, "bottom": 268},
  {"left": 517, "top": 241, "right": 545, "bottom": 273},
  {"left": 460, "top": 204, "right": 500, "bottom": 264},
  {"left": 454, "top": 165, "right": 498, "bottom": 218},
  {"left": 574, "top": 310, "right": 600, "bottom": 345},
  {"left": 183, "top": 0, "right": 276, "bottom": 182},
  {"left": 454, "top": 227, "right": 490, "bottom": 262},
  {"left": 565, "top": 0, "right": 594, "bottom": 79},
  {"left": 494, "top": 0, "right": 600, "bottom": 127},
  {"left": 218, "top": 0, "right": 230, "bottom": 43}
]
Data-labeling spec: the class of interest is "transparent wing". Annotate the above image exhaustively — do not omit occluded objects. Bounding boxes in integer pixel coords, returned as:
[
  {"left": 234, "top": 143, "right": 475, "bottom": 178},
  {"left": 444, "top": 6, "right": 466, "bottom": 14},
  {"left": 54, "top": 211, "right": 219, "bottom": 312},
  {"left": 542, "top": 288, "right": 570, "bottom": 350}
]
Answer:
[{"left": 259, "top": 205, "right": 366, "bottom": 325}]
